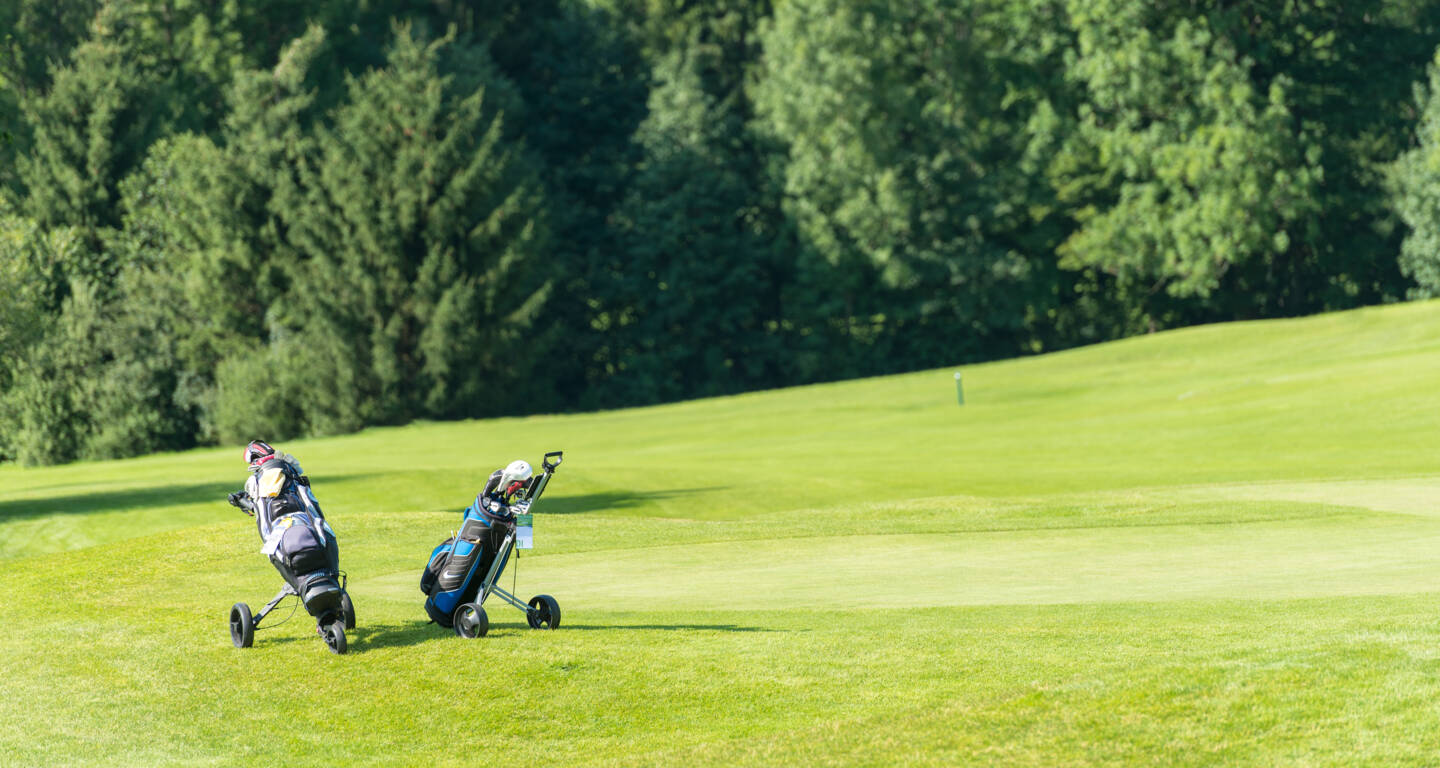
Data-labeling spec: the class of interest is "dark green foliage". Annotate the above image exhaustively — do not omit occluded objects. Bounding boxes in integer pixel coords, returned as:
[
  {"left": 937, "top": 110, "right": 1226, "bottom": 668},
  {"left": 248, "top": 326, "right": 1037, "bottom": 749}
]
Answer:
[
  {"left": 759, "top": 0, "right": 1073, "bottom": 374},
  {"left": 117, "top": 135, "right": 275, "bottom": 367},
  {"left": 1226, "top": 1, "right": 1440, "bottom": 311},
  {"left": 0, "top": 208, "right": 100, "bottom": 464},
  {"left": 593, "top": 47, "right": 784, "bottom": 403},
  {"left": 77, "top": 275, "right": 200, "bottom": 461},
  {"left": 1053, "top": 0, "right": 1440, "bottom": 325},
  {"left": 0, "top": 283, "right": 100, "bottom": 465},
  {"left": 1055, "top": 2, "right": 1318, "bottom": 300},
  {"left": 1393, "top": 51, "right": 1440, "bottom": 298},
  {"left": 0, "top": 277, "right": 192, "bottom": 465},
  {"left": 577, "top": 0, "right": 794, "bottom": 405},
  {"left": 209, "top": 337, "right": 342, "bottom": 445},
  {"left": 14, "top": 1, "right": 257, "bottom": 237},
  {"left": 0, "top": 0, "right": 102, "bottom": 97},
  {"left": 18, "top": 35, "right": 169, "bottom": 239},
  {"left": 0, "top": 87, "right": 23, "bottom": 198},
  {"left": 471, "top": 1, "right": 652, "bottom": 409},
  {"left": 96, "top": 30, "right": 330, "bottom": 451},
  {"left": 276, "top": 25, "right": 549, "bottom": 423},
  {"left": 5, "top": 0, "right": 1440, "bottom": 464},
  {"left": 0, "top": 221, "right": 200, "bottom": 463}
]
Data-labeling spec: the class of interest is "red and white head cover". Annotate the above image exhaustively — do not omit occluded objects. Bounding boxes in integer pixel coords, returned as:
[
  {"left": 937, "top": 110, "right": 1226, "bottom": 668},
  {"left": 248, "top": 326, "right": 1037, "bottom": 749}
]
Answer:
[{"left": 244, "top": 440, "right": 276, "bottom": 468}]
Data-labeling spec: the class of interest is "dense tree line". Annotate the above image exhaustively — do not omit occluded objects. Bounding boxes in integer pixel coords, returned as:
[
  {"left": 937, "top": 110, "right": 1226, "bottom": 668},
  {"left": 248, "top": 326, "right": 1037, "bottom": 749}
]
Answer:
[{"left": 5, "top": 0, "right": 1440, "bottom": 464}]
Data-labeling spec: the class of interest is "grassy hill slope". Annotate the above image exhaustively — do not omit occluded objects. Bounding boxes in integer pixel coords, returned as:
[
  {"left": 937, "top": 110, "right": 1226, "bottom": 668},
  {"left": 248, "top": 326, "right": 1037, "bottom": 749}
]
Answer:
[{"left": 3, "top": 300, "right": 1440, "bottom": 766}]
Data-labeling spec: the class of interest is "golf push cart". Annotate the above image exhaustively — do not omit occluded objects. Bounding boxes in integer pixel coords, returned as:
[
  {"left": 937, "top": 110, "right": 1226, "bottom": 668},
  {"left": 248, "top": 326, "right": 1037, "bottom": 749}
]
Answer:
[
  {"left": 229, "top": 566, "right": 356, "bottom": 654},
  {"left": 227, "top": 486, "right": 356, "bottom": 654},
  {"left": 420, "top": 451, "right": 564, "bottom": 638}
]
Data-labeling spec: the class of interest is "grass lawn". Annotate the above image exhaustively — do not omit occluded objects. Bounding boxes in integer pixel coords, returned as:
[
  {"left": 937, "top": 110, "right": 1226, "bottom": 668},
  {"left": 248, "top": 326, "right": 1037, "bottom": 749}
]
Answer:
[{"left": 2, "top": 300, "right": 1440, "bottom": 766}]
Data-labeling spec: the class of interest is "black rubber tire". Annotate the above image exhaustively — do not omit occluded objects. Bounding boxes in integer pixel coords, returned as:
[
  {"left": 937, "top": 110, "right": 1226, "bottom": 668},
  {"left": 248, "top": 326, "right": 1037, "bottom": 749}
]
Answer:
[
  {"left": 321, "top": 619, "right": 347, "bottom": 654},
  {"left": 229, "top": 603, "right": 254, "bottom": 648},
  {"left": 526, "top": 594, "right": 561, "bottom": 630},
  {"left": 340, "top": 591, "right": 356, "bottom": 631},
  {"left": 453, "top": 603, "right": 488, "bottom": 639}
]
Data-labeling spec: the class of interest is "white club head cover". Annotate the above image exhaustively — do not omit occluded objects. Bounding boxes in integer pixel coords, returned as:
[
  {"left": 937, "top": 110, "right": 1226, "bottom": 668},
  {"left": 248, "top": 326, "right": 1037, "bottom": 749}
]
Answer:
[{"left": 499, "top": 459, "right": 533, "bottom": 491}]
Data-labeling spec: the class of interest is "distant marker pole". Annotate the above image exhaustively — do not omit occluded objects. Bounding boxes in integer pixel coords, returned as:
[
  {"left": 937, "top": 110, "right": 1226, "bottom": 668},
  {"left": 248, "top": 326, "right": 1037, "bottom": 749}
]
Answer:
[{"left": 954, "top": 372, "right": 964, "bottom": 405}]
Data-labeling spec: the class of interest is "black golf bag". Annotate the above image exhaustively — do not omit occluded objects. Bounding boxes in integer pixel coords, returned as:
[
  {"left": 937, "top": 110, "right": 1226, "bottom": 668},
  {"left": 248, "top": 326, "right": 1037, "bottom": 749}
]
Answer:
[
  {"left": 229, "top": 455, "right": 354, "bottom": 653},
  {"left": 268, "top": 510, "right": 343, "bottom": 619}
]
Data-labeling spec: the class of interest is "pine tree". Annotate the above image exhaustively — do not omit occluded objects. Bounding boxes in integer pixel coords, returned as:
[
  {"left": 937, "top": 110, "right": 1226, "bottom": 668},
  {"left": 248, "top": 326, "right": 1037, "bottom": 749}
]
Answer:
[
  {"left": 277, "top": 24, "right": 549, "bottom": 427},
  {"left": 1393, "top": 49, "right": 1440, "bottom": 298},
  {"left": 591, "top": 46, "right": 785, "bottom": 404},
  {"left": 18, "top": 34, "right": 168, "bottom": 243}
]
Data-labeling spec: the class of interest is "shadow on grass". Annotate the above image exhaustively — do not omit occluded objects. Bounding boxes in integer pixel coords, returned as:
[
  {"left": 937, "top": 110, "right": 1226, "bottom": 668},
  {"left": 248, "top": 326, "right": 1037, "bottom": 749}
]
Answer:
[
  {"left": 247, "top": 632, "right": 309, "bottom": 648},
  {"left": 349, "top": 620, "right": 443, "bottom": 652},
  {"left": 0, "top": 481, "right": 238, "bottom": 521},
  {"left": 537, "top": 487, "right": 728, "bottom": 515},
  {"left": 0, "top": 472, "right": 374, "bottom": 522},
  {"left": 249, "top": 618, "right": 440, "bottom": 653},
  {"left": 345, "top": 618, "right": 787, "bottom": 652},
  {"left": 559, "top": 623, "right": 788, "bottom": 633}
]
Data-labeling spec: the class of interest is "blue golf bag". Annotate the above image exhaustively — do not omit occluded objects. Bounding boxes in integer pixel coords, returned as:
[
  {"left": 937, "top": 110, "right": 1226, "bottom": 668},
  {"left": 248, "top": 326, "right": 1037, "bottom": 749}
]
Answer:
[
  {"left": 419, "top": 452, "right": 563, "bottom": 637},
  {"left": 420, "top": 497, "right": 516, "bottom": 626}
]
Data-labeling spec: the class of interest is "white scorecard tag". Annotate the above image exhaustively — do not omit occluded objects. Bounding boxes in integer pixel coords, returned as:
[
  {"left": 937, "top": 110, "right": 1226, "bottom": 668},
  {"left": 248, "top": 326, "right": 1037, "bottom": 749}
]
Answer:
[{"left": 515, "top": 513, "right": 534, "bottom": 549}]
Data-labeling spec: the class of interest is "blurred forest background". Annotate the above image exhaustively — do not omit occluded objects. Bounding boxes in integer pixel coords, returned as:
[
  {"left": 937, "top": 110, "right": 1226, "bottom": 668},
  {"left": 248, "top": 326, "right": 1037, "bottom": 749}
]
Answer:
[{"left": 7, "top": 0, "right": 1440, "bottom": 464}]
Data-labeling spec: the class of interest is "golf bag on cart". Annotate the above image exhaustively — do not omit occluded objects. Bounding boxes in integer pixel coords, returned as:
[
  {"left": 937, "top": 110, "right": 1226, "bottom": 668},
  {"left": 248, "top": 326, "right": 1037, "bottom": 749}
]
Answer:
[
  {"left": 227, "top": 455, "right": 355, "bottom": 654},
  {"left": 421, "top": 451, "right": 563, "bottom": 638}
]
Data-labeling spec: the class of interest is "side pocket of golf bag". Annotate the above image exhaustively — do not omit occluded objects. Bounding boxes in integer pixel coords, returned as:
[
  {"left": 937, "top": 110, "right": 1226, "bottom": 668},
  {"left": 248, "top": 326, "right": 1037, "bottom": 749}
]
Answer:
[
  {"left": 420, "top": 538, "right": 454, "bottom": 596},
  {"left": 272, "top": 518, "right": 342, "bottom": 617},
  {"left": 277, "top": 519, "right": 329, "bottom": 574}
]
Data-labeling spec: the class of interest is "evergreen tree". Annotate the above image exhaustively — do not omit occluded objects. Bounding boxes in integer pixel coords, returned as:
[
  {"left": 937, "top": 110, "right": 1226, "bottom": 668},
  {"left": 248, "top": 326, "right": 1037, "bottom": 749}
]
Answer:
[
  {"left": 18, "top": 32, "right": 169, "bottom": 243},
  {"left": 0, "top": 279, "right": 103, "bottom": 465},
  {"left": 1232, "top": 0, "right": 1440, "bottom": 310},
  {"left": 468, "top": 1, "right": 651, "bottom": 410},
  {"left": 1393, "top": 49, "right": 1440, "bottom": 298},
  {"left": 569, "top": 0, "right": 795, "bottom": 404},
  {"left": 590, "top": 47, "right": 785, "bottom": 404},
  {"left": 0, "top": 0, "right": 102, "bottom": 98},
  {"left": 94, "top": 27, "right": 327, "bottom": 449},
  {"left": 276, "top": 24, "right": 549, "bottom": 429},
  {"left": 0, "top": 204, "right": 84, "bottom": 396}
]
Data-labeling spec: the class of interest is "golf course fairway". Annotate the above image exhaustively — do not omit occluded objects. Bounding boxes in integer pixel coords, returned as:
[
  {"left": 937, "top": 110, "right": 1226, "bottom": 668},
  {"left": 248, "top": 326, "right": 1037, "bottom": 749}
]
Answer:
[{"left": 3, "top": 299, "right": 1440, "bottom": 766}]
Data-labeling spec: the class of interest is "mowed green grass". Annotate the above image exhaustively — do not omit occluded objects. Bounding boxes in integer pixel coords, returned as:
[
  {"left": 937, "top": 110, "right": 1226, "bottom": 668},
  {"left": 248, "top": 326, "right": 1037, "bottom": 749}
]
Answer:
[{"left": 4, "top": 300, "right": 1440, "bottom": 766}]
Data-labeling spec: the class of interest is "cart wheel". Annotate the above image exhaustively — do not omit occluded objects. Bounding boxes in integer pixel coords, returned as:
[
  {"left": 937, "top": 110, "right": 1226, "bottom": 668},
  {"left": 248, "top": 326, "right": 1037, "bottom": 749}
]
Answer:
[
  {"left": 453, "top": 603, "right": 488, "bottom": 639},
  {"left": 526, "top": 595, "right": 561, "bottom": 630},
  {"left": 321, "top": 619, "right": 347, "bottom": 654},
  {"left": 229, "top": 603, "right": 254, "bottom": 648},
  {"left": 340, "top": 591, "right": 356, "bottom": 631}
]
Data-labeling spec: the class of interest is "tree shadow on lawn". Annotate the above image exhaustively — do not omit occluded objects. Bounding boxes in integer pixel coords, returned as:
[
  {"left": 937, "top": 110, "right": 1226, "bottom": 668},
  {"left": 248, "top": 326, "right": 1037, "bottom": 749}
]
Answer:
[
  {"left": 0, "top": 472, "right": 374, "bottom": 522},
  {"left": 538, "top": 487, "right": 728, "bottom": 515},
  {"left": 0, "top": 480, "right": 238, "bottom": 521}
]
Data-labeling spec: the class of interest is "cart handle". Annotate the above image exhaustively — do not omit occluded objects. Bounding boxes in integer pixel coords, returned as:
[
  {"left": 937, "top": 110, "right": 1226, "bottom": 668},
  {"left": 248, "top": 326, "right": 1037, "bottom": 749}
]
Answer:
[{"left": 542, "top": 451, "right": 563, "bottom": 472}]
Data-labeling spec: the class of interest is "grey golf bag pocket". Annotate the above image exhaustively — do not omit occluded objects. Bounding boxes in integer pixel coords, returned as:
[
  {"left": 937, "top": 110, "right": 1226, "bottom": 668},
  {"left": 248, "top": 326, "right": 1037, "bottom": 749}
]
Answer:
[
  {"left": 268, "top": 515, "right": 342, "bottom": 617},
  {"left": 277, "top": 520, "right": 329, "bottom": 572}
]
